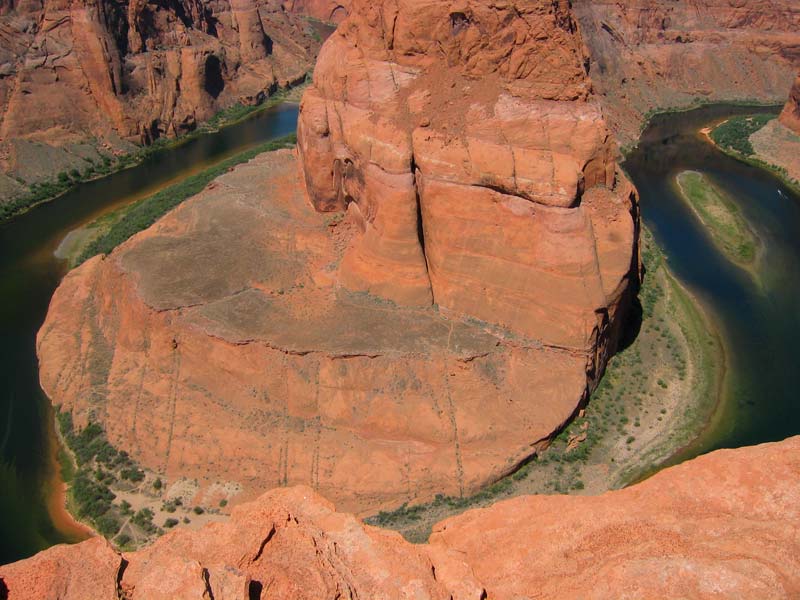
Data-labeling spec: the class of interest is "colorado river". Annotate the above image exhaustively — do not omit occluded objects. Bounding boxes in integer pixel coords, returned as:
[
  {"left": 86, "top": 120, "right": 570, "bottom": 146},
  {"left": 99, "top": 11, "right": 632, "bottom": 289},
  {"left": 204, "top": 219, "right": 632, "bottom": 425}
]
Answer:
[
  {"left": 0, "top": 104, "right": 298, "bottom": 564},
  {"left": 1, "top": 102, "right": 798, "bottom": 564},
  {"left": 624, "top": 104, "right": 800, "bottom": 468}
]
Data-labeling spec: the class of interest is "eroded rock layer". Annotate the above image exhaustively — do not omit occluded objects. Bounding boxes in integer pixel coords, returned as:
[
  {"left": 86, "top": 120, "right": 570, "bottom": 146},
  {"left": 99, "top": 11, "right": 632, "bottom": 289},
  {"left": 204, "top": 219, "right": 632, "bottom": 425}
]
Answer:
[
  {"left": 574, "top": 0, "right": 800, "bottom": 144},
  {"left": 37, "top": 0, "right": 639, "bottom": 513},
  {"left": 2, "top": 437, "right": 799, "bottom": 599},
  {"left": 780, "top": 74, "right": 800, "bottom": 134},
  {"left": 0, "top": 0, "right": 320, "bottom": 186}
]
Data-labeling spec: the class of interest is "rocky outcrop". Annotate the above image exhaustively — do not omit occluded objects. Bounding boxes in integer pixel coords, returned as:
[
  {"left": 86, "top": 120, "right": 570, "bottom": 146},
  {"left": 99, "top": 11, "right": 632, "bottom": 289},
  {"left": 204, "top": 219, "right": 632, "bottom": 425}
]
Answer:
[
  {"left": 3, "top": 436, "right": 800, "bottom": 599},
  {"left": 574, "top": 0, "right": 800, "bottom": 144},
  {"left": 779, "top": 74, "right": 800, "bottom": 134},
  {"left": 283, "top": 0, "right": 350, "bottom": 23},
  {"left": 0, "top": 0, "right": 321, "bottom": 187},
  {"left": 37, "top": 0, "right": 639, "bottom": 514}
]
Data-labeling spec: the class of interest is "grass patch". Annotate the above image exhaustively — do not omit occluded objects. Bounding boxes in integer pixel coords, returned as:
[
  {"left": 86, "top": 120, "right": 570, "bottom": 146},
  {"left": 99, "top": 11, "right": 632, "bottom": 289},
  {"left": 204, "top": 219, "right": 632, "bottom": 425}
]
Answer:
[
  {"left": 75, "top": 133, "right": 297, "bottom": 265},
  {"left": 675, "top": 170, "right": 757, "bottom": 266},
  {"left": 710, "top": 114, "right": 775, "bottom": 156}
]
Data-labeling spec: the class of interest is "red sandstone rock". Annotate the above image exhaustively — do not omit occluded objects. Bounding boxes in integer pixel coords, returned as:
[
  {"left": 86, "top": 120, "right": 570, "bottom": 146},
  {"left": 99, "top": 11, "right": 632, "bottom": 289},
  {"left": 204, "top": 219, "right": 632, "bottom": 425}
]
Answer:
[
  {"left": 2, "top": 437, "right": 799, "bottom": 599},
  {"left": 283, "top": 0, "right": 350, "bottom": 23},
  {"left": 574, "top": 0, "right": 800, "bottom": 144},
  {"left": 0, "top": 0, "right": 320, "bottom": 184},
  {"left": 779, "top": 74, "right": 800, "bottom": 135},
  {"left": 36, "top": 0, "right": 639, "bottom": 514}
]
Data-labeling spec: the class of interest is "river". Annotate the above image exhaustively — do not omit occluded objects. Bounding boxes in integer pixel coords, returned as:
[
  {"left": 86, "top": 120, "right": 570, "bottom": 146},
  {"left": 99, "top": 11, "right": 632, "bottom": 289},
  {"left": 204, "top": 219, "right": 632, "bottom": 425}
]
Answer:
[
  {"left": 1, "top": 103, "right": 798, "bottom": 564},
  {"left": 0, "top": 103, "right": 299, "bottom": 564},
  {"left": 624, "top": 104, "right": 800, "bottom": 468}
]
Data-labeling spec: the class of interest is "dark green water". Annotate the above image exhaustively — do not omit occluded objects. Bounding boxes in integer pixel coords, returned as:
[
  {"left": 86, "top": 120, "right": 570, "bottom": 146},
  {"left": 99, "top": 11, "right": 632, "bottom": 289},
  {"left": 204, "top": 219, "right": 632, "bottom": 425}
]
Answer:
[
  {"left": 0, "top": 104, "right": 299, "bottom": 564},
  {"left": 624, "top": 104, "right": 800, "bottom": 467}
]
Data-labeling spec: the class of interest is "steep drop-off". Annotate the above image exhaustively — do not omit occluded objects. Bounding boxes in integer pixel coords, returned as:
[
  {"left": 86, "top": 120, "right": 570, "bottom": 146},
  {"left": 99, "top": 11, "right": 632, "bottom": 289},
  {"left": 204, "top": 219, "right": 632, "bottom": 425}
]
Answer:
[
  {"left": 575, "top": 0, "right": 800, "bottom": 144},
  {"left": 0, "top": 0, "right": 321, "bottom": 191},
  {"left": 779, "top": 73, "right": 800, "bottom": 134},
  {"left": 2, "top": 437, "right": 799, "bottom": 599},
  {"left": 37, "top": 0, "right": 639, "bottom": 515}
]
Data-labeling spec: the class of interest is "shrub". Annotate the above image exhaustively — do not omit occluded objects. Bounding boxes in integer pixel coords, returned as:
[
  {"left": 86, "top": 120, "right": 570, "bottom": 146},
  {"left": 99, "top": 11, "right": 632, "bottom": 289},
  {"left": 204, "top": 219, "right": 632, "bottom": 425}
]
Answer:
[
  {"left": 164, "top": 518, "right": 179, "bottom": 528},
  {"left": 193, "top": 506, "right": 205, "bottom": 515}
]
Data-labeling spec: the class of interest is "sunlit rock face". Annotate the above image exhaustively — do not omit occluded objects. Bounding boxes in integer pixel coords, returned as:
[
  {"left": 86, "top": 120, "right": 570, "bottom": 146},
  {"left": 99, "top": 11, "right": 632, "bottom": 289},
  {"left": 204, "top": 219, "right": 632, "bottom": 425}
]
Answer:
[
  {"left": 780, "top": 74, "right": 800, "bottom": 135},
  {"left": 298, "top": 0, "right": 639, "bottom": 351},
  {"left": 3, "top": 437, "right": 800, "bottom": 599}
]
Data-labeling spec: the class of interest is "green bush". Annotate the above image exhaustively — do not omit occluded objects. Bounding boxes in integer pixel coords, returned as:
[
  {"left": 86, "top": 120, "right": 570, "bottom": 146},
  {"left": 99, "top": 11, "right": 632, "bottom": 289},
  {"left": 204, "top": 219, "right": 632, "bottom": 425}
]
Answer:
[
  {"left": 164, "top": 518, "right": 179, "bottom": 528},
  {"left": 710, "top": 114, "right": 774, "bottom": 156}
]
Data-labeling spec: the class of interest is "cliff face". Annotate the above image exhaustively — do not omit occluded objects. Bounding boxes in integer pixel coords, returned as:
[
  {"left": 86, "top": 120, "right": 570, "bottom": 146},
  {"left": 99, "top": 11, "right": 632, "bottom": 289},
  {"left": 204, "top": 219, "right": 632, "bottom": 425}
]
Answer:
[
  {"left": 2, "top": 437, "right": 799, "bottom": 599},
  {"left": 37, "top": 0, "right": 638, "bottom": 515},
  {"left": 0, "top": 0, "right": 320, "bottom": 186},
  {"left": 282, "top": 0, "right": 350, "bottom": 22},
  {"left": 779, "top": 74, "right": 800, "bottom": 134},
  {"left": 574, "top": 0, "right": 800, "bottom": 143}
]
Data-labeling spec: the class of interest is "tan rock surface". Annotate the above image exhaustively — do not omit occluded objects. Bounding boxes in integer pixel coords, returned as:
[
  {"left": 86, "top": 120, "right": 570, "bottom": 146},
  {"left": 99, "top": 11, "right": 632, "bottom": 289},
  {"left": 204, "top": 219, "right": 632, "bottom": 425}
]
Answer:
[
  {"left": 574, "top": 0, "right": 800, "bottom": 145},
  {"left": 2, "top": 437, "right": 799, "bottom": 599},
  {"left": 283, "top": 0, "right": 350, "bottom": 23}
]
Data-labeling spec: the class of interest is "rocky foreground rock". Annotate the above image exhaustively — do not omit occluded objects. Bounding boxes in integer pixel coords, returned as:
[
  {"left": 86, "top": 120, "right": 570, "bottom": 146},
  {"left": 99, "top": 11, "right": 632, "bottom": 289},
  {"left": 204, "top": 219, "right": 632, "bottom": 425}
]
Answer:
[
  {"left": 2, "top": 436, "right": 799, "bottom": 599},
  {"left": 37, "top": 0, "right": 639, "bottom": 513}
]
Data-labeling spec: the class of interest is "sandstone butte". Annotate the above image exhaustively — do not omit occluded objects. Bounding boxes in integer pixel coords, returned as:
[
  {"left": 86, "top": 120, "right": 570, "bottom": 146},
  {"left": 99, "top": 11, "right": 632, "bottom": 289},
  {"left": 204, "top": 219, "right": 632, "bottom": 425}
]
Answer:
[
  {"left": 574, "top": 0, "right": 800, "bottom": 144},
  {"left": 0, "top": 0, "right": 323, "bottom": 190},
  {"left": 2, "top": 436, "right": 799, "bottom": 599},
  {"left": 779, "top": 73, "right": 800, "bottom": 135},
  {"left": 37, "top": 0, "right": 639, "bottom": 514}
]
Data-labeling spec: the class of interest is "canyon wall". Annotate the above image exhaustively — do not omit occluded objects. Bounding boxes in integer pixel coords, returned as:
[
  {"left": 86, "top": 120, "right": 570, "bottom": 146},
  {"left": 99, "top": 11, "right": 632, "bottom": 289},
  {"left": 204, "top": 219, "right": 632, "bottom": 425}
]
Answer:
[
  {"left": 2, "top": 436, "right": 799, "bottom": 599},
  {"left": 779, "top": 73, "right": 800, "bottom": 134},
  {"left": 574, "top": 0, "right": 800, "bottom": 144},
  {"left": 0, "top": 0, "right": 321, "bottom": 191},
  {"left": 282, "top": 0, "right": 350, "bottom": 23},
  {"left": 37, "top": 0, "right": 639, "bottom": 514}
]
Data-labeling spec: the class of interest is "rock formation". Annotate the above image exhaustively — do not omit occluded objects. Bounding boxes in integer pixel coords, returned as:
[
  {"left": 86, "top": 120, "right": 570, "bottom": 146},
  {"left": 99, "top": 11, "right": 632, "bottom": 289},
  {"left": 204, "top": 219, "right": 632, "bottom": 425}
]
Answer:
[
  {"left": 0, "top": 0, "right": 321, "bottom": 189},
  {"left": 574, "top": 0, "right": 800, "bottom": 144},
  {"left": 283, "top": 0, "right": 350, "bottom": 23},
  {"left": 2, "top": 436, "right": 799, "bottom": 599},
  {"left": 37, "top": 0, "right": 639, "bottom": 514},
  {"left": 779, "top": 74, "right": 800, "bottom": 134}
]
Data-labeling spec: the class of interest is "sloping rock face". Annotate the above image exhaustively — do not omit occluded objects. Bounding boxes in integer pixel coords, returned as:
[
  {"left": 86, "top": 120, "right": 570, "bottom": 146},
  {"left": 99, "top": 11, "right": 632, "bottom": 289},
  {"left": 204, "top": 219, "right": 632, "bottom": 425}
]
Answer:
[
  {"left": 283, "top": 0, "right": 350, "bottom": 23},
  {"left": 297, "top": 0, "right": 638, "bottom": 350},
  {"left": 574, "top": 0, "right": 800, "bottom": 144},
  {"left": 779, "top": 74, "right": 800, "bottom": 134},
  {"left": 2, "top": 437, "right": 799, "bottom": 599},
  {"left": 37, "top": 1, "right": 638, "bottom": 513},
  {"left": 0, "top": 0, "right": 319, "bottom": 185}
]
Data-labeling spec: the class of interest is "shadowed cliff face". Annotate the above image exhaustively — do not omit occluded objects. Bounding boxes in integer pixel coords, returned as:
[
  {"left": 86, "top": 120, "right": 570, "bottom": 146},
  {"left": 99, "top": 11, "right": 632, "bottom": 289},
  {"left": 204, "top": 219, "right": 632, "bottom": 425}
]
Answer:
[
  {"left": 0, "top": 0, "right": 320, "bottom": 183},
  {"left": 574, "top": 0, "right": 800, "bottom": 143},
  {"left": 780, "top": 74, "right": 800, "bottom": 134},
  {"left": 2, "top": 437, "right": 799, "bottom": 599}
]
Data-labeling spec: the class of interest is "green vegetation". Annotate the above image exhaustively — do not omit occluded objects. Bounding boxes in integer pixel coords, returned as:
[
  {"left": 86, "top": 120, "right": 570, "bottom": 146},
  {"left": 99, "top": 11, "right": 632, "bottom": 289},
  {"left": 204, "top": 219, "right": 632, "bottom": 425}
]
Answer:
[
  {"left": 75, "top": 133, "right": 297, "bottom": 265},
  {"left": 710, "top": 114, "right": 775, "bottom": 156},
  {"left": 675, "top": 170, "right": 757, "bottom": 266},
  {"left": 56, "top": 408, "right": 164, "bottom": 543}
]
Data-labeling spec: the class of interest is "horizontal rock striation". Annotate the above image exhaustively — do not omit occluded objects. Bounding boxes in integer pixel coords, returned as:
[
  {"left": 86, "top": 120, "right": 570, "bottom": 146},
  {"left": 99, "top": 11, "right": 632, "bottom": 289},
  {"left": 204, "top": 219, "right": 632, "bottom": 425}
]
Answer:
[
  {"left": 0, "top": 0, "right": 320, "bottom": 186},
  {"left": 574, "top": 0, "right": 800, "bottom": 144},
  {"left": 2, "top": 436, "right": 799, "bottom": 599}
]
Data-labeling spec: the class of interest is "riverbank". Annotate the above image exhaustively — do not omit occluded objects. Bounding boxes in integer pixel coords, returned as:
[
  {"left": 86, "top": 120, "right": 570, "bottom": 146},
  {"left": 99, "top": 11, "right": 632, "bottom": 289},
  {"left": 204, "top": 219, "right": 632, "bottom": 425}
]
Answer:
[
  {"left": 703, "top": 114, "right": 800, "bottom": 195},
  {"left": 0, "top": 83, "right": 308, "bottom": 225},
  {"left": 366, "top": 227, "right": 726, "bottom": 542}
]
